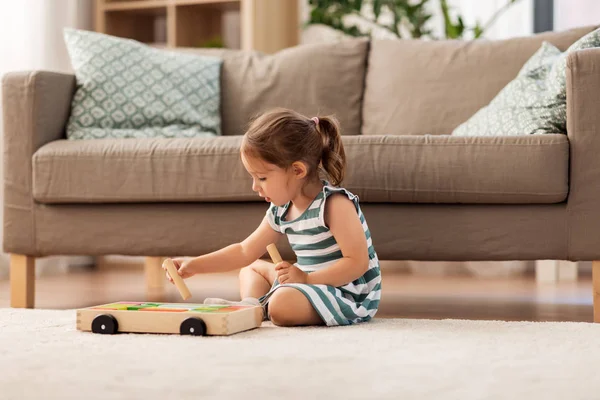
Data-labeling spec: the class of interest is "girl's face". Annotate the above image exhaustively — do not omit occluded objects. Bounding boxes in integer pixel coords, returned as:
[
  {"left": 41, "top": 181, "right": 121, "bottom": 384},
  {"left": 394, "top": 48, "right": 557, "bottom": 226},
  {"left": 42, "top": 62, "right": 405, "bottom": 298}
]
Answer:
[{"left": 241, "top": 153, "right": 299, "bottom": 206}]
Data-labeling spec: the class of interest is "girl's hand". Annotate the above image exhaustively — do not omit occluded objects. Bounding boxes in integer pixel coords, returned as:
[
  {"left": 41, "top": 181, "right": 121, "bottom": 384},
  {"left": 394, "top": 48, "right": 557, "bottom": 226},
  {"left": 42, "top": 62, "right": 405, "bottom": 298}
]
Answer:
[
  {"left": 275, "top": 262, "right": 308, "bottom": 284},
  {"left": 162, "top": 257, "right": 197, "bottom": 283}
]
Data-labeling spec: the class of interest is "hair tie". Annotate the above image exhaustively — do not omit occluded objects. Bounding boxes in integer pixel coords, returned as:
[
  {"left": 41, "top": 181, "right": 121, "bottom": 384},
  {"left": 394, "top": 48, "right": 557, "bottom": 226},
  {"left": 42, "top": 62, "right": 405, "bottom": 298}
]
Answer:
[{"left": 311, "top": 117, "right": 319, "bottom": 126}]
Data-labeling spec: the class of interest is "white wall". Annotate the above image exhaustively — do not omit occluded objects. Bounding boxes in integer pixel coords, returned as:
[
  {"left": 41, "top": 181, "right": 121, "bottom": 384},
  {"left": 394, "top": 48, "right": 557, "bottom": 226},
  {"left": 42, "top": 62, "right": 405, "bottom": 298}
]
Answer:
[
  {"left": 444, "top": 0, "right": 533, "bottom": 39},
  {"left": 554, "top": 0, "right": 600, "bottom": 31},
  {"left": 0, "top": 0, "right": 94, "bottom": 279}
]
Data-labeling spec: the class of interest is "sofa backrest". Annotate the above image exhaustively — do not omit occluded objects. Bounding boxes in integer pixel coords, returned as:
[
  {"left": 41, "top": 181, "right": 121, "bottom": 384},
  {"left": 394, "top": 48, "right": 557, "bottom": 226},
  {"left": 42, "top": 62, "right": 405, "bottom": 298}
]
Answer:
[
  {"left": 362, "top": 25, "right": 597, "bottom": 136},
  {"left": 181, "top": 39, "right": 369, "bottom": 136}
]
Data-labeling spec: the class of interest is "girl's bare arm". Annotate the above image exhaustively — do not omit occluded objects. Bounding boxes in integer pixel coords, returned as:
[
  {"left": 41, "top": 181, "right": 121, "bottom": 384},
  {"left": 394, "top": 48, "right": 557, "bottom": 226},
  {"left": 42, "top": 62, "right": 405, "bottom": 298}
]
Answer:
[{"left": 175, "top": 216, "right": 283, "bottom": 275}]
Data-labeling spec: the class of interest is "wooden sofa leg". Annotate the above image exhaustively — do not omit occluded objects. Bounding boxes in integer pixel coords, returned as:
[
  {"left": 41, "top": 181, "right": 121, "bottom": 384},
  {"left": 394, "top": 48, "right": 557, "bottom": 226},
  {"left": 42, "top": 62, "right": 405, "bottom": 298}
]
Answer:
[
  {"left": 10, "top": 255, "right": 35, "bottom": 308},
  {"left": 145, "top": 257, "right": 166, "bottom": 302},
  {"left": 594, "top": 261, "right": 600, "bottom": 323}
]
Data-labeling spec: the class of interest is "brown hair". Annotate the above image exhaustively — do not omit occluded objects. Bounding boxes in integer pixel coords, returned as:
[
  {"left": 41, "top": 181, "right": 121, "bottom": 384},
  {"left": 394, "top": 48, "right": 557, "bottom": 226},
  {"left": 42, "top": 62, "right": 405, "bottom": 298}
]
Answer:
[{"left": 241, "top": 108, "right": 346, "bottom": 186}]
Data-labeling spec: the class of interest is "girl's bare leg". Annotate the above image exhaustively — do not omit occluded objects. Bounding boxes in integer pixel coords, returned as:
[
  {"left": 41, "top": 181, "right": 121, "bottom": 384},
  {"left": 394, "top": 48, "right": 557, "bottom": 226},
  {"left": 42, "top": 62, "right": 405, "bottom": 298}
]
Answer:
[
  {"left": 268, "top": 287, "right": 324, "bottom": 327},
  {"left": 206, "top": 261, "right": 325, "bottom": 327},
  {"left": 203, "top": 259, "right": 276, "bottom": 305},
  {"left": 239, "top": 259, "right": 277, "bottom": 299}
]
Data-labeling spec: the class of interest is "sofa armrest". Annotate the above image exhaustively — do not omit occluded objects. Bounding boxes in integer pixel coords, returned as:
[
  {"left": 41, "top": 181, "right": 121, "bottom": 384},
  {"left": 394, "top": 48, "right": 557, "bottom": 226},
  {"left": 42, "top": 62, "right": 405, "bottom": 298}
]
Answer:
[
  {"left": 2, "top": 71, "right": 75, "bottom": 254},
  {"left": 566, "top": 48, "right": 600, "bottom": 260}
]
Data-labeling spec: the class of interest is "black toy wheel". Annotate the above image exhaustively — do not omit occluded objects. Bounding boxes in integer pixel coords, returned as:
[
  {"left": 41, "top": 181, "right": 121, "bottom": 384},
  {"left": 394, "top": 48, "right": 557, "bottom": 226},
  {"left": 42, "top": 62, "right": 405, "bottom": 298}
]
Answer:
[
  {"left": 180, "top": 318, "right": 207, "bottom": 336},
  {"left": 91, "top": 314, "right": 119, "bottom": 334}
]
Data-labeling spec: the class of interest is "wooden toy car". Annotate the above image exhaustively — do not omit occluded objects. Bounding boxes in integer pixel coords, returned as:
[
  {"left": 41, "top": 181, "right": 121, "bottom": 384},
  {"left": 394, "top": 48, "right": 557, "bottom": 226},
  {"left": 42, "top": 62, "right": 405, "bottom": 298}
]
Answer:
[{"left": 76, "top": 302, "right": 263, "bottom": 336}]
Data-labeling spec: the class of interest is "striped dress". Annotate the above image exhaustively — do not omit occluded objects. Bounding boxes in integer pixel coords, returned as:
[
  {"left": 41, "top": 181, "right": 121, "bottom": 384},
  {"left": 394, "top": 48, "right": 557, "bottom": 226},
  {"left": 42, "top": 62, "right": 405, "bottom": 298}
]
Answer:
[{"left": 259, "top": 181, "right": 381, "bottom": 326}]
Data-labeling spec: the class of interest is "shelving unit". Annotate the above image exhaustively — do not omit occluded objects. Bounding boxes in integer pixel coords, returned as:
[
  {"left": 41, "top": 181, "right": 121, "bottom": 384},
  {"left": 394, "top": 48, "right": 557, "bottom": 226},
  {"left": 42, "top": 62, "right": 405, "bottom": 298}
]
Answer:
[{"left": 94, "top": 0, "right": 299, "bottom": 53}]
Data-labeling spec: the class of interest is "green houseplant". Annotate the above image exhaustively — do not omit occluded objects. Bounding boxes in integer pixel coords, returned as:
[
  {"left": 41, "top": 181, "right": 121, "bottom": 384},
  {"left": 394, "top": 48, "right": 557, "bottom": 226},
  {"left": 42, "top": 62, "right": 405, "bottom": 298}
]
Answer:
[{"left": 307, "top": 0, "right": 521, "bottom": 40}]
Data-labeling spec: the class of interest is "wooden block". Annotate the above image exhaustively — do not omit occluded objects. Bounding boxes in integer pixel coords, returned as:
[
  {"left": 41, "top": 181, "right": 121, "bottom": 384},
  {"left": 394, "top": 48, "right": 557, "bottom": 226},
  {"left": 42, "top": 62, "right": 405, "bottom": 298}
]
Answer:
[
  {"left": 266, "top": 243, "right": 282, "bottom": 264},
  {"left": 163, "top": 258, "right": 192, "bottom": 300},
  {"left": 77, "top": 302, "right": 263, "bottom": 336}
]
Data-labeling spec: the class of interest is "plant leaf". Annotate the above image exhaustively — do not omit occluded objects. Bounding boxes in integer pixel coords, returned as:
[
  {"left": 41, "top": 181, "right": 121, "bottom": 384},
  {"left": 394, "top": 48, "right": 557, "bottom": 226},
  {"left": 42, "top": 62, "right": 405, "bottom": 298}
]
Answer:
[{"left": 373, "top": 0, "right": 382, "bottom": 19}]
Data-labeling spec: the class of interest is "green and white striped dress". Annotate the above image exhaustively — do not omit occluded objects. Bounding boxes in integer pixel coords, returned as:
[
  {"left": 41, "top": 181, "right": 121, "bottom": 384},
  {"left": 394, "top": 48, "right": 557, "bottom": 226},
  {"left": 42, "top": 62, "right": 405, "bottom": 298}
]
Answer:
[{"left": 259, "top": 181, "right": 381, "bottom": 326}]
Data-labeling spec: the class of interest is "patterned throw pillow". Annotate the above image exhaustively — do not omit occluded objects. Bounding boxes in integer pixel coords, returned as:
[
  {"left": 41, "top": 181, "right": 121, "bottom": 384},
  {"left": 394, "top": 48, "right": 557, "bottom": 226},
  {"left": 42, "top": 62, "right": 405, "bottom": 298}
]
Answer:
[
  {"left": 542, "top": 28, "right": 600, "bottom": 133},
  {"left": 63, "top": 29, "right": 222, "bottom": 140},
  {"left": 452, "top": 28, "right": 600, "bottom": 136}
]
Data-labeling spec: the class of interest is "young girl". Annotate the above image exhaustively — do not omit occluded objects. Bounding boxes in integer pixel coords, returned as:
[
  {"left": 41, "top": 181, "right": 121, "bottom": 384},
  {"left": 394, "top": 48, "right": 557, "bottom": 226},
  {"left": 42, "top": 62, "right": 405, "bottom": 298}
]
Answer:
[{"left": 163, "top": 108, "right": 381, "bottom": 327}]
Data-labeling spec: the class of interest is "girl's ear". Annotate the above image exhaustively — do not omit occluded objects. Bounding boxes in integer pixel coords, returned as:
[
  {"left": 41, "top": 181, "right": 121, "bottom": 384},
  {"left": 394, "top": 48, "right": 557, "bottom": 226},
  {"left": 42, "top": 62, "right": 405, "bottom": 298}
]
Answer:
[{"left": 291, "top": 161, "right": 308, "bottom": 179}]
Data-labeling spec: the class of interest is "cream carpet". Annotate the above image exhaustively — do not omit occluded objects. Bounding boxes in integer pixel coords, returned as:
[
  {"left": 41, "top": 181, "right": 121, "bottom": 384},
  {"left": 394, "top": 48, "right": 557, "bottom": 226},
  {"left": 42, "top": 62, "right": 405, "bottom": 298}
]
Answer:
[{"left": 2, "top": 309, "right": 600, "bottom": 400}]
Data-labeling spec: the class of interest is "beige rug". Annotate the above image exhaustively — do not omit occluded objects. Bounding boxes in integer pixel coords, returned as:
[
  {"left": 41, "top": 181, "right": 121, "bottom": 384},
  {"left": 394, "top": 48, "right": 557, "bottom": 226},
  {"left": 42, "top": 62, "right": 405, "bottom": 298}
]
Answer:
[{"left": 2, "top": 309, "right": 600, "bottom": 400}]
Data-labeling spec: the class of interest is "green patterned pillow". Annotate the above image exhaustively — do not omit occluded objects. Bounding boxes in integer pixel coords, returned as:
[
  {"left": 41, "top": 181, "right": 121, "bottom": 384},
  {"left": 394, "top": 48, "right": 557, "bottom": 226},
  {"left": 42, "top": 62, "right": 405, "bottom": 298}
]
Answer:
[
  {"left": 451, "top": 42, "right": 561, "bottom": 136},
  {"left": 63, "top": 29, "right": 222, "bottom": 140},
  {"left": 452, "top": 28, "right": 600, "bottom": 136},
  {"left": 542, "top": 27, "right": 600, "bottom": 133}
]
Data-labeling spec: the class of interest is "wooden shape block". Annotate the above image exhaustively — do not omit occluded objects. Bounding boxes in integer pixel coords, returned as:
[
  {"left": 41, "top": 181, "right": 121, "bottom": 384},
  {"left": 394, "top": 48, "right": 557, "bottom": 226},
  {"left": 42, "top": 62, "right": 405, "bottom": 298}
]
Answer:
[
  {"left": 266, "top": 243, "right": 282, "bottom": 264},
  {"left": 77, "top": 302, "right": 263, "bottom": 336},
  {"left": 163, "top": 258, "right": 192, "bottom": 300}
]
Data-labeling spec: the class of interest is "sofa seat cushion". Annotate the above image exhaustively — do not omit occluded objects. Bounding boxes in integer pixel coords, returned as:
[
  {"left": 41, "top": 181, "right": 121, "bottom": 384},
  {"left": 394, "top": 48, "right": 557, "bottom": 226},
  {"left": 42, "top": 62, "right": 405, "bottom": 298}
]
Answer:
[
  {"left": 32, "top": 135, "right": 568, "bottom": 205},
  {"left": 343, "top": 135, "right": 568, "bottom": 203},
  {"left": 33, "top": 136, "right": 252, "bottom": 203}
]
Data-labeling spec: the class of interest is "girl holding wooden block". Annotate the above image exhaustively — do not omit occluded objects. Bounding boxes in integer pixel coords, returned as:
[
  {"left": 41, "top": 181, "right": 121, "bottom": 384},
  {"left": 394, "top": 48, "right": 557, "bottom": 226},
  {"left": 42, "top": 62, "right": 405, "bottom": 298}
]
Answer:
[{"left": 163, "top": 108, "right": 381, "bottom": 327}]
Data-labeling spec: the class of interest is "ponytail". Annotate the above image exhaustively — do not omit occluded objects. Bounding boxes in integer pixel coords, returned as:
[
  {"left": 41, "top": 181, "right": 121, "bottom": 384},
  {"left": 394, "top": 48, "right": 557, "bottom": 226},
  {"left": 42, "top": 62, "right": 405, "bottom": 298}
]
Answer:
[
  {"left": 242, "top": 108, "right": 346, "bottom": 187},
  {"left": 316, "top": 116, "right": 346, "bottom": 186}
]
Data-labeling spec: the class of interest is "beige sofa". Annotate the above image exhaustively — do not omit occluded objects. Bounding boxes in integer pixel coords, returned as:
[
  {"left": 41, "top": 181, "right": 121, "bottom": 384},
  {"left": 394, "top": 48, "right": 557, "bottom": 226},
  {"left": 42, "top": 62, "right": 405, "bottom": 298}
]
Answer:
[{"left": 4, "top": 26, "right": 600, "bottom": 319}]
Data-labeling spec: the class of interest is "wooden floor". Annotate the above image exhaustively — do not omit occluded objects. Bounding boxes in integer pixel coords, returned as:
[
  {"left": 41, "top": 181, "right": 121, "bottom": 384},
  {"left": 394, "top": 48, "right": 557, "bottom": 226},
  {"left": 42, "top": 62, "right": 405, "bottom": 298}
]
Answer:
[{"left": 0, "top": 264, "right": 593, "bottom": 322}]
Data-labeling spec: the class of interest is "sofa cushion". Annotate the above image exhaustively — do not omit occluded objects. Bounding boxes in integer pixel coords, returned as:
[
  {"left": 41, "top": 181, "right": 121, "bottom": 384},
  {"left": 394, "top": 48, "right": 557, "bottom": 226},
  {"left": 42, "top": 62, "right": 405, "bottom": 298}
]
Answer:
[
  {"left": 174, "top": 39, "right": 368, "bottom": 136},
  {"left": 343, "top": 135, "right": 568, "bottom": 203},
  {"left": 542, "top": 27, "right": 600, "bottom": 133},
  {"left": 32, "top": 135, "right": 568, "bottom": 205},
  {"left": 63, "top": 29, "right": 222, "bottom": 140},
  {"left": 451, "top": 41, "right": 563, "bottom": 136},
  {"left": 362, "top": 25, "right": 597, "bottom": 136},
  {"left": 453, "top": 28, "right": 600, "bottom": 137},
  {"left": 33, "top": 137, "right": 251, "bottom": 203}
]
